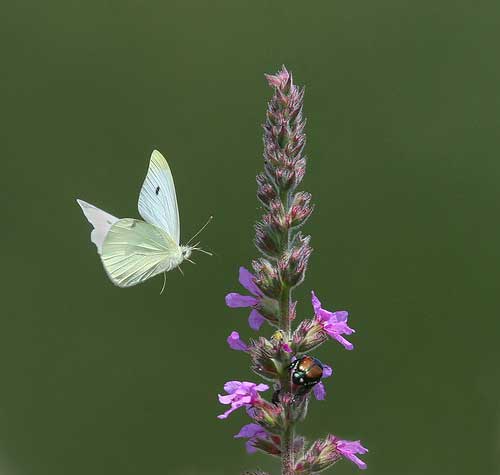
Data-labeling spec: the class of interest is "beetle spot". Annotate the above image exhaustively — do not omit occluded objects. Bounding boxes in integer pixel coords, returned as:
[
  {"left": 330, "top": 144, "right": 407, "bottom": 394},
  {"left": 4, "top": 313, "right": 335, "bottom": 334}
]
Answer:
[{"left": 155, "top": 186, "right": 160, "bottom": 195}]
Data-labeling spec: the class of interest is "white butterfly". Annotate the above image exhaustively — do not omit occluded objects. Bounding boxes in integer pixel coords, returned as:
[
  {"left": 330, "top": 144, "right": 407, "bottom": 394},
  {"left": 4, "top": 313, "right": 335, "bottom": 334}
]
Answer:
[{"left": 77, "top": 150, "right": 211, "bottom": 288}]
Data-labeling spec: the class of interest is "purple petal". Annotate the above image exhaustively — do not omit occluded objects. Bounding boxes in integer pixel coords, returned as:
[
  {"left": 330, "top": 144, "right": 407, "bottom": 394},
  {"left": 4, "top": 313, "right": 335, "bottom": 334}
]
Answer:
[
  {"left": 248, "top": 309, "right": 265, "bottom": 330},
  {"left": 245, "top": 439, "right": 258, "bottom": 454},
  {"left": 239, "top": 267, "right": 262, "bottom": 297},
  {"left": 325, "top": 317, "right": 354, "bottom": 335},
  {"left": 324, "top": 324, "right": 354, "bottom": 350},
  {"left": 323, "top": 364, "right": 333, "bottom": 378},
  {"left": 255, "top": 383, "right": 270, "bottom": 392},
  {"left": 316, "top": 308, "right": 336, "bottom": 323},
  {"left": 218, "top": 393, "right": 235, "bottom": 404},
  {"left": 342, "top": 453, "right": 367, "bottom": 470},
  {"left": 337, "top": 440, "right": 368, "bottom": 470},
  {"left": 282, "top": 343, "right": 292, "bottom": 353},
  {"left": 223, "top": 381, "right": 242, "bottom": 393},
  {"left": 330, "top": 310, "right": 349, "bottom": 323},
  {"left": 333, "top": 333, "right": 354, "bottom": 350},
  {"left": 217, "top": 407, "right": 237, "bottom": 419},
  {"left": 312, "top": 292, "right": 351, "bottom": 329},
  {"left": 239, "top": 381, "right": 257, "bottom": 391},
  {"left": 311, "top": 290, "right": 322, "bottom": 313},
  {"left": 226, "top": 293, "right": 259, "bottom": 308},
  {"left": 234, "top": 423, "right": 265, "bottom": 439},
  {"left": 313, "top": 381, "right": 326, "bottom": 400},
  {"left": 227, "top": 331, "right": 249, "bottom": 351},
  {"left": 235, "top": 395, "right": 253, "bottom": 405}
]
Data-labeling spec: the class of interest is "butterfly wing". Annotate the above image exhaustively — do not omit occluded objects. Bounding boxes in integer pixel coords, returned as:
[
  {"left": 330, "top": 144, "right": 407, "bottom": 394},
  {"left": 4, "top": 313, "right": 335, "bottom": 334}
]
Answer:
[
  {"left": 77, "top": 199, "right": 119, "bottom": 255},
  {"left": 138, "top": 150, "right": 180, "bottom": 244},
  {"left": 100, "top": 218, "right": 182, "bottom": 288}
]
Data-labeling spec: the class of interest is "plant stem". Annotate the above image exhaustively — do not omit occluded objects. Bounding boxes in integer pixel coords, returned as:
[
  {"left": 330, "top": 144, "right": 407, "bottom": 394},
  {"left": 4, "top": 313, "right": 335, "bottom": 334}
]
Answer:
[
  {"left": 280, "top": 190, "right": 294, "bottom": 475},
  {"left": 281, "top": 421, "right": 294, "bottom": 475},
  {"left": 280, "top": 282, "right": 294, "bottom": 475}
]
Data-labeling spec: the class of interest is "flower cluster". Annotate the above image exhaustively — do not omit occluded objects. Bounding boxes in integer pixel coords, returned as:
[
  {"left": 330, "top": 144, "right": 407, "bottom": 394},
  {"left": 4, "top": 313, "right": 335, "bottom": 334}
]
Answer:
[{"left": 218, "top": 67, "right": 368, "bottom": 474}]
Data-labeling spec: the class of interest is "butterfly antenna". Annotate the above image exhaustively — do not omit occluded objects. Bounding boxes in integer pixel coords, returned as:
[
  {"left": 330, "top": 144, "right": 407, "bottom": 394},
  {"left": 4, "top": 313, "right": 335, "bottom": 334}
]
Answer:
[
  {"left": 160, "top": 272, "right": 167, "bottom": 295},
  {"left": 193, "top": 248, "right": 213, "bottom": 256},
  {"left": 178, "top": 266, "right": 185, "bottom": 277},
  {"left": 186, "top": 215, "right": 214, "bottom": 245},
  {"left": 186, "top": 258, "right": 196, "bottom": 264}
]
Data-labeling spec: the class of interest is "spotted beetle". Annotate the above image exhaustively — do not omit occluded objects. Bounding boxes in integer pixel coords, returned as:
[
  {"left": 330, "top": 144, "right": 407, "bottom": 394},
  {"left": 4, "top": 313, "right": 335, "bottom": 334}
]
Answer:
[{"left": 289, "top": 355, "right": 323, "bottom": 387}]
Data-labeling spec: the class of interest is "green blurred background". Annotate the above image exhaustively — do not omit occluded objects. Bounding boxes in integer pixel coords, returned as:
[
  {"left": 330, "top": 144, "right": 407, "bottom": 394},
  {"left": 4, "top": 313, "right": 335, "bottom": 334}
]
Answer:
[{"left": 1, "top": 0, "right": 499, "bottom": 474}]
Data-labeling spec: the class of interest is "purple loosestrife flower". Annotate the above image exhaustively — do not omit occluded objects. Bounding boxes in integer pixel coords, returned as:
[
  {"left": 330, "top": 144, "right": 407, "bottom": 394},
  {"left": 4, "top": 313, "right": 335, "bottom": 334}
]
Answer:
[
  {"left": 335, "top": 438, "right": 369, "bottom": 470},
  {"left": 312, "top": 363, "right": 333, "bottom": 401},
  {"left": 226, "top": 267, "right": 266, "bottom": 330},
  {"left": 295, "top": 434, "right": 368, "bottom": 473},
  {"left": 218, "top": 67, "right": 368, "bottom": 474},
  {"left": 217, "top": 381, "right": 269, "bottom": 419},
  {"left": 227, "top": 331, "right": 249, "bottom": 351},
  {"left": 234, "top": 422, "right": 280, "bottom": 454},
  {"left": 235, "top": 423, "right": 283, "bottom": 457},
  {"left": 234, "top": 423, "right": 268, "bottom": 453},
  {"left": 237, "top": 423, "right": 282, "bottom": 457},
  {"left": 311, "top": 291, "right": 355, "bottom": 350}
]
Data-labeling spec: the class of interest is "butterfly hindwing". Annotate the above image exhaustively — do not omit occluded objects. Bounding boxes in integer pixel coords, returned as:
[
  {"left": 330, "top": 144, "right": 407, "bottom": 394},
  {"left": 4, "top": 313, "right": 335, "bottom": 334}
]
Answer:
[
  {"left": 138, "top": 150, "right": 180, "bottom": 244},
  {"left": 76, "top": 199, "right": 119, "bottom": 255},
  {"left": 101, "top": 218, "right": 182, "bottom": 288}
]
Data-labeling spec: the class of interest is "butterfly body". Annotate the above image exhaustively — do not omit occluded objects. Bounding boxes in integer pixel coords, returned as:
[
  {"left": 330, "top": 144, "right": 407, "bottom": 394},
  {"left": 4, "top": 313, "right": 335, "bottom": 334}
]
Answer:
[{"left": 77, "top": 150, "right": 206, "bottom": 288}]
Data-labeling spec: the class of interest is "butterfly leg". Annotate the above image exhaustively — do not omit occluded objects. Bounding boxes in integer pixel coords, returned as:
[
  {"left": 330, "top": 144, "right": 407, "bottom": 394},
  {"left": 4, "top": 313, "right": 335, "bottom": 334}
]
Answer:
[{"left": 160, "top": 272, "right": 167, "bottom": 295}]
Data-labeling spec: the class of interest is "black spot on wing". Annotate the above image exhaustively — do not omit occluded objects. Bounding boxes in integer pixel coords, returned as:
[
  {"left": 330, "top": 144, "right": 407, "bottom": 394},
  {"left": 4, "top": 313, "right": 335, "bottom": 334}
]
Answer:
[{"left": 155, "top": 186, "right": 160, "bottom": 195}]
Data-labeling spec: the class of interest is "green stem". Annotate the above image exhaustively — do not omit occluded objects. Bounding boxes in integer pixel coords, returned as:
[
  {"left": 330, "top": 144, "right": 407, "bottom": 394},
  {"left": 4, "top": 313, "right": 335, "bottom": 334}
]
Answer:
[
  {"left": 280, "top": 191, "right": 294, "bottom": 475},
  {"left": 281, "top": 420, "right": 294, "bottom": 475},
  {"left": 280, "top": 283, "right": 294, "bottom": 475}
]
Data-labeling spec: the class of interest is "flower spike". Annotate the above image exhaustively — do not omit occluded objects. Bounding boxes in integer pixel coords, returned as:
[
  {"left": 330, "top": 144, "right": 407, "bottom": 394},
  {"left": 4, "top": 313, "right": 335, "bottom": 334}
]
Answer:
[{"left": 218, "top": 67, "right": 368, "bottom": 473}]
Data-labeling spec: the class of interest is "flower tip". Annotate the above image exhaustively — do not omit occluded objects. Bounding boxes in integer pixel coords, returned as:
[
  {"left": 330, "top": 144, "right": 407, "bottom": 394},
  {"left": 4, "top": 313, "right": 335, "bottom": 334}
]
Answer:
[
  {"left": 310, "top": 290, "right": 321, "bottom": 311},
  {"left": 265, "top": 66, "right": 290, "bottom": 88},
  {"left": 322, "top": 364, "right": 333, "bottom": 378},
  {"left": 227, "top": 331, "right": 249, "bottom": 352}
]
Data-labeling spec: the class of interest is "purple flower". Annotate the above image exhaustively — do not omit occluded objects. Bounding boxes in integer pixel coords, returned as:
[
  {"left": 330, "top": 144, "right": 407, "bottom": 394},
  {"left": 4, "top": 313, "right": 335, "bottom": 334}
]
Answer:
[
  {"left": 227, "top": 331, "right": 249, "bottom": 352},
  {"left": 234, "top": 423, "right": 268, "bottom": 454},
  {"left": 217, "top": 381, "right": 269, "bottom": 419},
  {"left": 282, "top": 342, "right": 292, "bottom": 353},
  {"left": 225, "top": 267, "right": 266, "bottom": 330},
  {"left": 335, "top": 438, "right": 368, "bottom": 470},
  {"left": 311, "top": 291, "right": 355, "bottom": 350},
  {"left": 312, "top": 364, "right": 333, "bottom": 401}
]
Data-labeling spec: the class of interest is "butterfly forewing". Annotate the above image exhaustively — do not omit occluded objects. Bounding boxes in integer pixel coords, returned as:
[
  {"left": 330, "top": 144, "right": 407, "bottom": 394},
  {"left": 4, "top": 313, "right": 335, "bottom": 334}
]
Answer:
[
  {"left": 101, "top": 218, "right": 182, "bottom": 288},
  {"left": 138, "top": 150, "right": 180, "bottom": 244}
]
